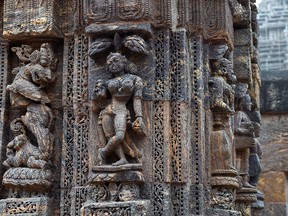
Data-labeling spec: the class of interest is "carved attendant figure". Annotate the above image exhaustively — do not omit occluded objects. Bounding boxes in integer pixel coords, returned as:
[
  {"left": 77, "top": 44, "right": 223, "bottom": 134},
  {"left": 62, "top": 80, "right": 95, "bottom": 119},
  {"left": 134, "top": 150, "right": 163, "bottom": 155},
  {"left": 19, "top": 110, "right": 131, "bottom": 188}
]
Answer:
[
  {"left": 209, "top": 58, "right": 236, "bottom": 113},
  {"left": 93, "top": 53, "right": 144, "bottom": 166},
  {"left": 234, "top": 93, "right": 255, "bottom": 188}
]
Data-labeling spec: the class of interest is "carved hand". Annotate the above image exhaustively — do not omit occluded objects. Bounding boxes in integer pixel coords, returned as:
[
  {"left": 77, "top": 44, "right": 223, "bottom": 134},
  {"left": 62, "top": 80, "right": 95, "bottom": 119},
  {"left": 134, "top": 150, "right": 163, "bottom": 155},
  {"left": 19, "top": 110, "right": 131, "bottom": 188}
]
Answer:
[{"left": 132, "top": 117, "right": 145, "bottom": 135}]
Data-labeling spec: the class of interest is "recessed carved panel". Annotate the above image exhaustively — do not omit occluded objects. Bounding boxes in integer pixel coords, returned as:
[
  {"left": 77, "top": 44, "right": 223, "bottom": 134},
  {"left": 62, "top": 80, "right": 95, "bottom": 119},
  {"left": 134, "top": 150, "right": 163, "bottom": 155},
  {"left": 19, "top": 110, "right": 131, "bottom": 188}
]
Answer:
[
  {"left": 3, "top": 0, "right": 62, "bottom": 39},
  {"left": 84, "top": 0, "right": 149, "bottom": 25}
]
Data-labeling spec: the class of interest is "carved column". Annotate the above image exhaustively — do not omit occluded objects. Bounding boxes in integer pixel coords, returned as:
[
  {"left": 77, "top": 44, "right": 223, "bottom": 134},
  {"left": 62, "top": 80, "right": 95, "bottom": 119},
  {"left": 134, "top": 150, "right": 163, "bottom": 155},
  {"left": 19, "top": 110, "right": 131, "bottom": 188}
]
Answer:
[
  {"left": 231, "top": 0, "right": 260, "bottom": 215},
  {"left": 208, "top": 45, "right": 240, "bottom": 214}
]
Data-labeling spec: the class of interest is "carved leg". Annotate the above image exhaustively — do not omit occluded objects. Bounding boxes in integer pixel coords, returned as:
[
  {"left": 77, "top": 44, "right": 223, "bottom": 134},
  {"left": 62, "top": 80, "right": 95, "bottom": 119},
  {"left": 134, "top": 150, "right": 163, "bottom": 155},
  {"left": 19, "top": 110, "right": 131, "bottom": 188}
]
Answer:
[
  {"left": 112, "top": 145, "right": 128, "bottom": 166},
  {"left": 239, "top": 148, "right": 253, "bottom": 188},
  {"left": 27, "top": 156, "right": 47, "bottom": 169},
  {"left": 102, "top": 130, "right": 125, "bottom": 157},
  {"left": 101, "top": 113, "right": 127, "bottom": 161}
]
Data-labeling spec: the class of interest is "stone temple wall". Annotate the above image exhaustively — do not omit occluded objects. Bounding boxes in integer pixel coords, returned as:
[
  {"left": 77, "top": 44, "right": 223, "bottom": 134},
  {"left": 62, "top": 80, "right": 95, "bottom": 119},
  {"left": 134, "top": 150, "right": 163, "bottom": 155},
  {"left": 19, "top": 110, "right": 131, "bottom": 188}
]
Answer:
[{"left": 0, "top": 1, "right": 263, "bottom": 215}]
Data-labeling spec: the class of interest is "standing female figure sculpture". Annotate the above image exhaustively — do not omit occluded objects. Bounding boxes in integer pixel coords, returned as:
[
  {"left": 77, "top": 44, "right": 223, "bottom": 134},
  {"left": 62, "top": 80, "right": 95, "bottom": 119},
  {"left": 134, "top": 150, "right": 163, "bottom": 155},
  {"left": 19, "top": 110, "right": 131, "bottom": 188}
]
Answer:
[{"left": 93, "top": 53, "right": 145, "bottom": 166}]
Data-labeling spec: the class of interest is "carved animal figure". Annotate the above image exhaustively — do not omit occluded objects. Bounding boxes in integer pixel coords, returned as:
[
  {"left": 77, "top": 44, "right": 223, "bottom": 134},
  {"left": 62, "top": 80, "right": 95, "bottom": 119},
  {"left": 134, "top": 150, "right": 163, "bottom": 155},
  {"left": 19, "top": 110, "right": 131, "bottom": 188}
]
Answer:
[{"left": 3, "top": 134, "right": 46, "bottom": 169}]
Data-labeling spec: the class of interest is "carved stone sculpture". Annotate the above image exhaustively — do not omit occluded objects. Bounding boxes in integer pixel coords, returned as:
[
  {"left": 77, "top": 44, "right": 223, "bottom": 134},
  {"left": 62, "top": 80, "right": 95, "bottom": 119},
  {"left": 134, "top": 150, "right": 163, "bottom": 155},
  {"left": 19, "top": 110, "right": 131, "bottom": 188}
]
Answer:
[
  {"left": 7, "top": 43, "right": 57, "bottom": 108},
  {"left": 209, "top": 57, "right": 236, "bottom": 113},
  {"left": 209, "top": 50, "right": 240, "bottom": 212},
  {"left": 247, "top": 110, "right": 262, "bottom": 187},
  {"left": 234, "top": 84, "right": 258, "bottom": 214},
  {"left": 2, "top": 43, "right": 57, "bottom": 191},
  {"left": 234, "top": 90, "right": 255, "bottom": 188},
  {"left": 3, "top": 133, "right": 46, "bottom": 169},
  {"left": 92, "top": 52, "right": 145, "bottom": 166}
]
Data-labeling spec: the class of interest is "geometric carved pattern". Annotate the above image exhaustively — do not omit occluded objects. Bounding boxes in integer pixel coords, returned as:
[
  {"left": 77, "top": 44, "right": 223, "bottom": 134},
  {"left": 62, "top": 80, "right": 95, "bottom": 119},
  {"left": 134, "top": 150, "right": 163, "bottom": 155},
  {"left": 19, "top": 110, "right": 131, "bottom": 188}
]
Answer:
[
  {"left": 153, "top": 183, "right": 165, "bottom": 216},
  {"left": 177, "top": 0, "right": 188, "bottom": 27},
  {"left": 61, "top": 37, "right": 76, "bottom": 216},
  {"left": 84, "top": 0, "right": 149, "bottom": 24},
  {"left": 0, "top": 40, "right": 8, "bottom": 108},
  {"left": 170, "top": 31, "right": 188, "bottom": 102},
  {"left": 83, "top": 206, "right": 131, "bottom": 215},
  {"left": 190, "top": 37, "right": 204, "bottom": 215},
  {"left": 152, "top": 0, "right": 171, "bottom": 27},
  {"left": 171, "top": 184, "right": 186, "bottom": 216},
  {"left": 170, "top": 102, "right": 185, "bottom": 182},
  {"left": 153, "top": 101, "right": 165, "bottom": 183},
  {"left": 154, "top": 30, "right": 170, "bottom": 100},
  {"left": 169, "top": 31, "right": 188, "bottom": 183},
  {"left": 73, "top": 187, "right": 88, "bottom": 216},
  {"left": 73, "top": 34, "right": 89, "bottom": 187}
]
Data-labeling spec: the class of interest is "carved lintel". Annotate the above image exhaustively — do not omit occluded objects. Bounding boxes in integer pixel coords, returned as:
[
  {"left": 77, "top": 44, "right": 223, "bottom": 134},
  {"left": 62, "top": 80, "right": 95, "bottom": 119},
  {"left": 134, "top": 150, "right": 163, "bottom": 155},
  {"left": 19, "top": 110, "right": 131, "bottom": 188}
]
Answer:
[
  {"left": 2, "top": 168, "right": 52, "bottom": 189},
  {"left": 88, "top": 169, "right": 144, "bottom": 183},
  {"left": 3, "top": 0, "right": 62, "bottom": 39},
  {"left": 85, "top": 23, "right": 152, "bottom": 37},
  {"left": 80, "top": 200, "right": 151, "bottom": 216},
  {"left": 0, "top": 197, "right": 50, "bottom": 215},
  {"left": 84, "top": 0, "right": 149, "bottom": 25},
  {"left": 204, "top": 0, "right": 234, "bottom": 49}
]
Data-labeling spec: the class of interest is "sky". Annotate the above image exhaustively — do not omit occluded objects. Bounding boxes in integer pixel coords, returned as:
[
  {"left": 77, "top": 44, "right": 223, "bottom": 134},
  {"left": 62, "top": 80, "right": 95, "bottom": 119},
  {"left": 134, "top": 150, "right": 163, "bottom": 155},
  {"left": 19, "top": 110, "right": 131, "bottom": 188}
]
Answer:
[{"left": 256, "top": 0, "right": 262, "bottom": 6}]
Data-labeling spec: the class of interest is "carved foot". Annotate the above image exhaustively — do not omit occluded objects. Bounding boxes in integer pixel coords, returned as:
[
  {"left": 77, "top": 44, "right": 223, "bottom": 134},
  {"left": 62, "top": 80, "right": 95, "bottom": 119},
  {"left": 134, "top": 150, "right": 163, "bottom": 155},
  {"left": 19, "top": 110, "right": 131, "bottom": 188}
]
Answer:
[
  {"left": 112, "top": 159, "right": 128, "bottom": 166},
  {"left": 3, "top": 160, "right": 11, "bottom": 168},
  {"left": 243, "top": 181, "right": 254, "bottom": 188},
  {"left": 96, "top": 148, "right": 106, "bottom": 165}
]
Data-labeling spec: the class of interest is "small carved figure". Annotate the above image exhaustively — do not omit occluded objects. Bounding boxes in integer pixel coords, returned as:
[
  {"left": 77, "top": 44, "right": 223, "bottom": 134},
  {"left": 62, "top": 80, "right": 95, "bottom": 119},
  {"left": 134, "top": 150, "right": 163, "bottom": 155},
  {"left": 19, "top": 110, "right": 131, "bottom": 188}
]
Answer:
[
  {"left": 247, "top": 110, "right": 263, "bottom": 187},
  {"left": 3, "top": 134, "right": 46, "bottom": 169},
  {"left": 234, "top": 91, "right": 255, "bottom": 188},
  {"left": 92, "top": 53, "right": 145, "bottom": 166},
  {"left": 209, "top": 58, "right": 236, "bottom": 113},
  {"left": 7, "top": 43, "right": 57, "bottom": 107}
]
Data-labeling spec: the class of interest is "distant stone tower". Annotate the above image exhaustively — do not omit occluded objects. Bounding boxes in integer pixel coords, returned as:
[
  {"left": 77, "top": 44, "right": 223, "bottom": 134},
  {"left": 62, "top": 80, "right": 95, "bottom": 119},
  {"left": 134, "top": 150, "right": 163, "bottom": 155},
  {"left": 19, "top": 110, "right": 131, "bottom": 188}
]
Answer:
[{"left": 256, "top": 0, "right": 288, "bottom": 215}]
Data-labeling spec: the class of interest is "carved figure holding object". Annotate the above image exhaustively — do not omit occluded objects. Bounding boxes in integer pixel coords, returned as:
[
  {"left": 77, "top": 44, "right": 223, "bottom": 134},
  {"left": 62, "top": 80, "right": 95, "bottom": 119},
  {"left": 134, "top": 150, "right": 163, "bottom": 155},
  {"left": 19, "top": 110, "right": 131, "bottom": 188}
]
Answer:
[{"left": 92, "top": 53, "right": 145, "bottom": 166}]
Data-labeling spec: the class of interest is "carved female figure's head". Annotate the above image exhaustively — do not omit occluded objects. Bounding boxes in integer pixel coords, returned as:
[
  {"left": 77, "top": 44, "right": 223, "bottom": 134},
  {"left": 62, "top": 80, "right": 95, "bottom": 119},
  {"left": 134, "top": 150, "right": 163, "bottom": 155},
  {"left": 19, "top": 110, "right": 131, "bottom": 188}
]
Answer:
[
  {"left": 211, "top": 58, "right": 232, "bottom": 75},
  {"left": 238, "top": 94, "right": 252, "bottom": 112},
  {"left": 106, "top": 52, "right": 127, "bottom": 75}
]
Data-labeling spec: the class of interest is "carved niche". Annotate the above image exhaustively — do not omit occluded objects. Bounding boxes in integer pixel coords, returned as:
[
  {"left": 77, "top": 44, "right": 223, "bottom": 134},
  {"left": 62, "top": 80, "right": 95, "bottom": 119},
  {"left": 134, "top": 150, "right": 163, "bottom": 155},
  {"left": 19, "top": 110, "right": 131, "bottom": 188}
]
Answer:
[
  {"left": 208, "top": 44, "right": 240, "bottom": 211},
  {"left": 80, "top": 27, "right": 152, "bottom": 215},
  {"left": 84, "top": 0, "right": 149, "bottom": 25},
  {"left": 234, "top": 83, "right": 257, "bottom": 213},
  {"left": 2, "top": 43, "right": 57, "bottom": 189}
]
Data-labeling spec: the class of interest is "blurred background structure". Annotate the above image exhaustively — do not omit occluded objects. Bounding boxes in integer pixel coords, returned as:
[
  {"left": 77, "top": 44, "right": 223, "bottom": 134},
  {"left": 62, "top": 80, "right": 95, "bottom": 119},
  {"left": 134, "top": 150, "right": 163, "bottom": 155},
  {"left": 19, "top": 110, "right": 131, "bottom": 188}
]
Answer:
[{"left": 258, "top": 0, "right": 288, "bottom": 215}]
